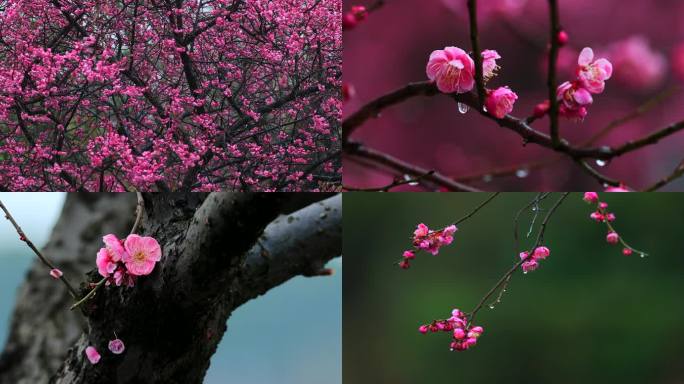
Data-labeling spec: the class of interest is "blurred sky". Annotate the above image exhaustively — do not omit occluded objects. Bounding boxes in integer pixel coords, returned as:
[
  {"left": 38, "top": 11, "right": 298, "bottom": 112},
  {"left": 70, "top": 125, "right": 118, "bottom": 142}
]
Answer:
[
  {"left": 0, "top": 193, "right": 341, "bottom": 384},
  {"left": 344, "top": 192, "right": 684, "bottom": 383}
]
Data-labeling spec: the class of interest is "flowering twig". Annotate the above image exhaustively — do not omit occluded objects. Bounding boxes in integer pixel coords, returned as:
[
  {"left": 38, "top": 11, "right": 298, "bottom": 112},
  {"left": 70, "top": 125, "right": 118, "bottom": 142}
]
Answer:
[
  {"left": 454, "top": 192, "right": 500, "bottom": 225},
  {"left": 468, "top": 192, "right": 569, "bottom": 325},
  {"left": 0, "top": 199, "right": 79, "bottom": 298}
]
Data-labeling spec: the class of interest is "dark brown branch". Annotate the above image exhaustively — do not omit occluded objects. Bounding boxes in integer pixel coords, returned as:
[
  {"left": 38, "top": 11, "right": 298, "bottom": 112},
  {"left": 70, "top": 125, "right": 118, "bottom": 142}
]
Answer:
[
  {"left": 547, "top": 0, "right": 561, "bottom": 147},
  {"left": 467, "top": 0, "right": 486, "bottom": 106},
  {"left": 344, "top": 142, "right": 480, "bottom": 192}
]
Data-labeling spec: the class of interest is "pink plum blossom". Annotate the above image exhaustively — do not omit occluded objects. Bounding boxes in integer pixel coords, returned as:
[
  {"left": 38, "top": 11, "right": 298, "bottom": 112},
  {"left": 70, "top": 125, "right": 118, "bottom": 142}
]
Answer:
[
  {"left": 96, "top": 234, "right": 127, "bottom": 278},
  {"left": 123, "top": 235, "right": 162, "bottom": 276},
  {"left": 85, "top": 346, "right": 101, "bottom": 364},
  {"left": 606, "top": 232, "right": 619, "bottom": 244},
  {"left": 521, "top": 260, "right": 539, "bottom": 273},
  {"left": 485, "top": 87, "right": 518, "bottom": 118},
  {"left": 49, "top": 268, "right": 63, "bottom": 279},
  {"left": 426, "top": 47, "right": 475, "bottom": 94},
  {"left": 419, "top": 308, "right": 484, "bottom": 352},
  {"left": 583, "top": 192, "right": 599, "bottom": 203},
  {"left": 108, "top": 339, "right": 125, "bottom": 354},
  {"left": 556, "top": 81, "right": 592, "bottom": 120},
  {"left": 576, "top": 47, "right": 613, "bottom": 94},
  {"left": 622, "top": 248, "right": 633, "bottom": 256},
  {"left": 532, "top": 246, "right": 550, "bottom": 260},
  {"left": 482, "top": 50, "right": 501, "bottom": 81},
  {"left": 605, "top": 185, "right": 631, "bottom": 192}
]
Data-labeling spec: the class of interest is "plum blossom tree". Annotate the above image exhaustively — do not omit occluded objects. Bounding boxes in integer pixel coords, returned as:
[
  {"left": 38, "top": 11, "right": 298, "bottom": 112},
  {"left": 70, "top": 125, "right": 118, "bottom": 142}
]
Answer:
[
  {"left": 0, "top": 193, "right": 341, "bottom": 383},
  {"left": 0, "top": 0, "right": 341, "bottom": 191}
]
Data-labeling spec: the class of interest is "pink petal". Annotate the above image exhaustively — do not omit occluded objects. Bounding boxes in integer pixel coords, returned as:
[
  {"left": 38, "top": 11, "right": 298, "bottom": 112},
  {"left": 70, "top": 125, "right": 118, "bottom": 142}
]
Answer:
[
  {"left": 49, "top": 268, "right": 63, "bottom": 279},
  {"left": 578, "top": 47, "right": 594, "bottom": 66},
  {"left": 573, "top": 88, "right": 593, "bottom": 105},
  {"left": 594, "top": 58, "right": 613, "bottom": 79},
  {"left": 85, "top": 346, "right": 101, "bottom": 364}
]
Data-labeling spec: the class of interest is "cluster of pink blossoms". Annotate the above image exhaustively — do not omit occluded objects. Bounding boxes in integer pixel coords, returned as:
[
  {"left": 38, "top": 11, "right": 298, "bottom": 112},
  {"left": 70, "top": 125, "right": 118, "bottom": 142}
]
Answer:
[
  {"left": 583, "top": 192, "right": 636, "bottom": 256},
  {"left": 419, "top": 309, "right": 484, "bottom": 352},
  {"left": 426, "top": 46, "right": 518, "bottom": 118},
  {"left": 96, "top": 234, "right": 162, "bottom": 287},
  {"left": 519, "top": 246, "right": 551, "bottom": 273},
  {"left": 540, "top": 48, "right": 613, "bottom": 120},
  {"left": 399, "top": 223, "right": 457, "bottom": 269}
]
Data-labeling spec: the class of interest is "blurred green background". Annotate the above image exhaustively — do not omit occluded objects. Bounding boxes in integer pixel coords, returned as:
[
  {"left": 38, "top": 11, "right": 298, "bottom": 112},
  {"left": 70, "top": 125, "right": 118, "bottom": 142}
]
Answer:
[
  {"left": 343, "top": 193, "right": 684, "bottom": 384},
  {"left": 0, "top": 193, "right": 341, "bottom": 384}
]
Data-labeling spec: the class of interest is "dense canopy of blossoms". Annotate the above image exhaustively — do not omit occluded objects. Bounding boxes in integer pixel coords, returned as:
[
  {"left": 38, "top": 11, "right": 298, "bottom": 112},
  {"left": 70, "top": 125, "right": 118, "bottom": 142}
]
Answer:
[{"left": 0, "top": 0, "right": 341, "bottom": 191}]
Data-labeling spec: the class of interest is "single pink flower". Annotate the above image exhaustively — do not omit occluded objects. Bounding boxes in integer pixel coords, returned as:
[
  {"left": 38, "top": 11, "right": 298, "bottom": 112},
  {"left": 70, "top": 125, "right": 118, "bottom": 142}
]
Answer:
[
  {"left": 426, "top": 46, "right": 475, "bottom": 94},
  {"left": 402, "top": 250, "right": 415, "bottom": 260},
  {"left": 418, "top": 325, "right": 429, "bottom": 334},
  {"left": 481, "top": 49, "right": 501, "bottom": 81},
  {"left": 108, "top": 338, "right": 125, "bottom": 354},
  {"left": 123, "top": 234, "right": 162, "bottom": 276},
  {"left": 556, "top": 81, "right": 592, "bottom": 120},
  {"left": 521, "top": 260, "right": 538, "bottom": 273},
  {"left": 532, "top": 246, "right": 550, "bottom": 260},
  {"left": 576, "top": 47, "right": 613, "bottom": 94},
  {"left": 583, "top": 192, "right": 599, "bottom": 203},
  {"left": 96, "top": 234, "right": 127, "bottom": 278},
  {"left": 85, "top": 346, "right": 101, "bottom": 364},
  {"left": 606, "top": 232, "right": 619, "bottom": 244},
  {"left": 414, "top": 223, "right": 429, "bottom": 238},
  {"left": 485, "top": 86, "right": 518, "bottom": 119},
  {"left": 49, "top": 268, "right": 63, "bottom": 279}
]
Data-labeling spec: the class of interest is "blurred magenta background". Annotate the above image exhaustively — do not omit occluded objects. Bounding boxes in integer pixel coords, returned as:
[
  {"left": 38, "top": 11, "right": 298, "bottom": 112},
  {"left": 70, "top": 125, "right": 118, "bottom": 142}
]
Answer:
[{"left": 343, "top": 0, "right": 684, "bottom": 191}]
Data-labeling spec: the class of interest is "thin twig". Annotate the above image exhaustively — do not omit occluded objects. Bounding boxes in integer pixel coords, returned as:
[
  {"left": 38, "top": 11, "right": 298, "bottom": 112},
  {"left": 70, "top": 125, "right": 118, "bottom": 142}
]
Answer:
[
  {"left": 343, "top": 171, "right": 435, "bottom": 191},
  {"left": 468, "top": 192, "right": 569, "bottom": 325},
  {"left": 547, "top": 0, "right": 561, "bottom": 147},
  {"left": 467, "top": 0, "right": 486, "bottom": 106},
  {"left": 0, "top": 199, "right": 79, "bottom": 298},
  {"left": 454, "top": 193, "right": 500, "bottom": 226},
  {"left": 129, "top": 192, "right": 144, "bottom": 235},
  {"left": 70, "top": 277, "right": 107, "bottom": 310}
]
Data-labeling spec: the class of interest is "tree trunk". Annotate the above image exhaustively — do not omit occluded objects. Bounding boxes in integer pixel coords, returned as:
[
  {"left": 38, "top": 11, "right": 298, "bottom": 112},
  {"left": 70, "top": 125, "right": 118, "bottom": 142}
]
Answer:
[{"left": 0, "top": 193, "right": 341, "bottom": 384}]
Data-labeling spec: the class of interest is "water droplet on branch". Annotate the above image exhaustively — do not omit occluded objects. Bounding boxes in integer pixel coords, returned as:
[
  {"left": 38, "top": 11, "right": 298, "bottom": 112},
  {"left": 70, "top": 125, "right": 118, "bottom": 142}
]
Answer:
[{"left": 457, "top": 103, "right": 469, "bottom": 114}]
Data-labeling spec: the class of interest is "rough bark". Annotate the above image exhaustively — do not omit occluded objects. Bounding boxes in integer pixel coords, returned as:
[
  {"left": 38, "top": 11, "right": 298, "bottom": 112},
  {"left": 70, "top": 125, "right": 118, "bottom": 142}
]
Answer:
[{"left": 0, "top": 193, "right": 341, "bottom": 384}]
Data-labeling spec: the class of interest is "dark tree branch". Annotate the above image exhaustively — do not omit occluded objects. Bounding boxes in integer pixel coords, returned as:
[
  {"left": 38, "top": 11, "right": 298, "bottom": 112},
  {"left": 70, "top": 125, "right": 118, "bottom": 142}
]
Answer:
[
  {"left": 467, "top": 0, "right": 486, "bottom": 106},
  {"left": 547, "top": 0, "right": 561, "bottom": 147}
]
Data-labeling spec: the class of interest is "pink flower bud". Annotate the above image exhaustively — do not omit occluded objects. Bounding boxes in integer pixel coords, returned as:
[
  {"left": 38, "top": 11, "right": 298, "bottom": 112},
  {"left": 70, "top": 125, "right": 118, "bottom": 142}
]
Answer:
[
  {"left": 453, "top": 328, "right": 466, "bottom": 339},
  {"left": 399, "top": 260, "right": 410, "bottom": 269},
  {"left": 606, "top": 232, "right": 619, "bottom": 244},
  {"left": 557, "top": 30, "right": 569, "bottom": 46},
  {"left": 49, "top": 268, "right": 63, "bottom": 279},
  {"left": 519, "top": 251, "right": 530, "bottom": 260},
  {"left": 532, "top": 246, "right": 550, "bottom": 260},
  {"left": 605, "top": 213, "right": 616, "bottom": 222},
  {"left": 342, "top": 13, "right": 357, "bottom": 30},
  {"left": 622, "top": 248, "right": 632, "bottom": 256},
  {"left": 108, "top": 338, "right": 125, "bottom": 354},
  {"left": 590, "top": 212, "right": 604, "bottom": 222},
  {"left": 485, "top": 86, "right": 518, "bottom": 119},
  {"left": 418, "top": 325, "right": 429, "bottom": 334},
  {"left": 522, "top": 260, "right": 539, "bottom": 273},
  {"left": 583, "top": 192, "right": 599, "bottom": 203},
  {"left": 466, "top": 337, "right": 478, "bottom": 346},
  {"left": 85, "top": 346, "right": 101, "bottom": 364},
  {"left": 402, "top": 250, "right": 415, "bottom": 260},
  {"left": 533, "top": 100, "right": 550, "bottom": 118},
  {"left": 470, "top": 326, "right": 484, "bottom": 335},
  {"left": 599, "top": 202, "right": 608, "bottom": 210}
]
